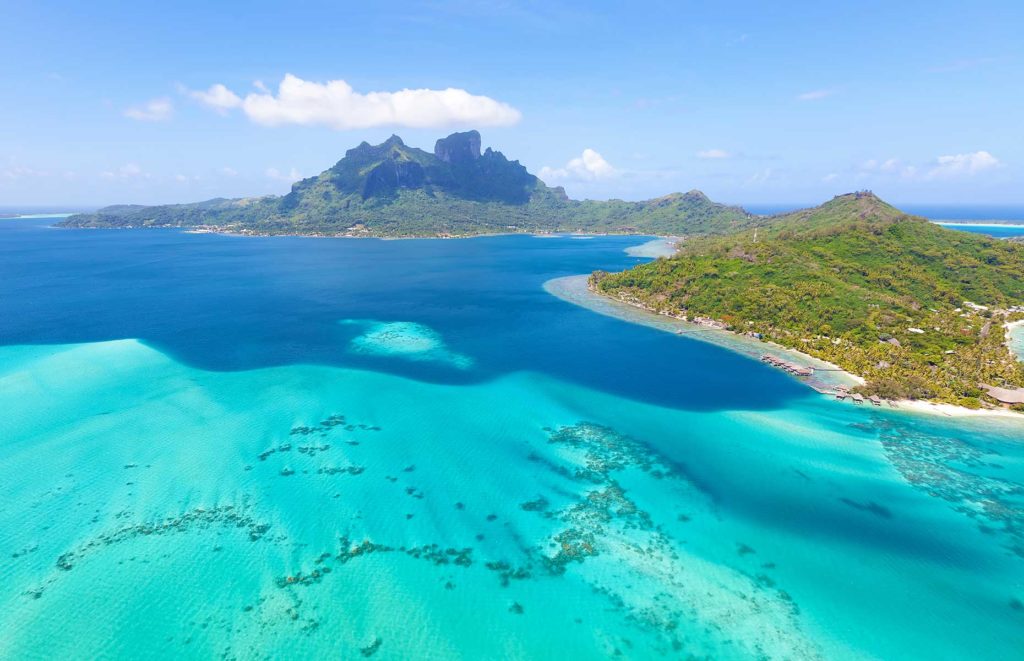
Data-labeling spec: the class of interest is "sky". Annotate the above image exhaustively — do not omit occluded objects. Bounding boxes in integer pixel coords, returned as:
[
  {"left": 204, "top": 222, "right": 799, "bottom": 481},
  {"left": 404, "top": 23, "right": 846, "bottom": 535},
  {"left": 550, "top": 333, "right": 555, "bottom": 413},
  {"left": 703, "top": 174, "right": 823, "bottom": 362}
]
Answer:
[{"left": 2, "top": 0, "right": 1023, "bottom": 209}]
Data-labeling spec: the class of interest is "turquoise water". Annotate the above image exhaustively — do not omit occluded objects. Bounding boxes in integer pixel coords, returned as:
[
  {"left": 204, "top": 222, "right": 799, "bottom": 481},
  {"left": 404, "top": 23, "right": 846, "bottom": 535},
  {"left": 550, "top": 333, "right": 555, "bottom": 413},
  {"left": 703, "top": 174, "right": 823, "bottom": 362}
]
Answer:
[
  {"left": 934, "top": 222, "right": 1024, "bottom": 238},
  {"left": 2, "top": 218, "right": 1024, "bottom": 659}
]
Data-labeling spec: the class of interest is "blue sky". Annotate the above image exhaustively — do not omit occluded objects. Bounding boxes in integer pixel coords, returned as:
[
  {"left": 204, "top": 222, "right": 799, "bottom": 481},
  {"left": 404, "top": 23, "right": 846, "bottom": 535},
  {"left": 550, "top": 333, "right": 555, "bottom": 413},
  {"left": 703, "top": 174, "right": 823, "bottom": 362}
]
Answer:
[{"left": 2, "top": 0, "right": 1022, "bottom": 208}]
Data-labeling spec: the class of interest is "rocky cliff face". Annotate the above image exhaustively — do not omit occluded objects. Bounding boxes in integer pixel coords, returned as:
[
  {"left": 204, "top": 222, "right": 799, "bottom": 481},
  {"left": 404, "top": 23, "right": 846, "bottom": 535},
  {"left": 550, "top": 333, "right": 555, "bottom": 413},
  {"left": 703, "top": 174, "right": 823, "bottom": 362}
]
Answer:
[
  {"left": 297, "top": 130, "right": 539, "bottom": 203},
  {"left": 434, "top": 130, "right": 482, "bottom": 164}
]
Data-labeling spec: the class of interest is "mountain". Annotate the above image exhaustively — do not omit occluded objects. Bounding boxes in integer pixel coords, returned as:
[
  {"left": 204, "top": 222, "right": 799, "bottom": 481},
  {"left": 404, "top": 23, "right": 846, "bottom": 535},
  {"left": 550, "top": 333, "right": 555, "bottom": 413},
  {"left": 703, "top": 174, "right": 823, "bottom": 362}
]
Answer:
[
  {"left": 591, "top": 191, "right": 1024, "bottom": 406},
  {"left": 61, "top": 131, "right": 756, "bottom": 237}
]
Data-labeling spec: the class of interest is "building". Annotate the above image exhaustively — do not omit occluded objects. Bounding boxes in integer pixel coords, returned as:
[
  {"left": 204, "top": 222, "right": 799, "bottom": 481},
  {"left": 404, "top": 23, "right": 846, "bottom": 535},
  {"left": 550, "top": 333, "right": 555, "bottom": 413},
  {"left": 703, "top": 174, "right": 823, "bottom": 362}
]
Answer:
[{"left": 983, "top": 385, "right": 1024, "bottom": 406}]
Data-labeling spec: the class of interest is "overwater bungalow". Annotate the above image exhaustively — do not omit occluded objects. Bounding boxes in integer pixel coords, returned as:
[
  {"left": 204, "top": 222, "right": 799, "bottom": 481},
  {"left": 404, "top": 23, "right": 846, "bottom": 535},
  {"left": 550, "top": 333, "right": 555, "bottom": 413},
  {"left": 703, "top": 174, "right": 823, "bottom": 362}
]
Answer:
[
  {"left": 869, "top": 395, "right": 882, "bottom": 406},
  {"left": 852, "top": 394, "right": 865, "bottom": 404}
]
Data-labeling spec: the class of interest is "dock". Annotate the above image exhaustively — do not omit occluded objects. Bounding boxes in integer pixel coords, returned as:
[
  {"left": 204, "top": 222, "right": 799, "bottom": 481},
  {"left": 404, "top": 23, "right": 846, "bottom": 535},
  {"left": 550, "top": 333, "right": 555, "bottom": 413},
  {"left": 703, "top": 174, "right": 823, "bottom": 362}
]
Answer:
[{"left": 760, "top": 354, "right": 814, "bottom": 377}]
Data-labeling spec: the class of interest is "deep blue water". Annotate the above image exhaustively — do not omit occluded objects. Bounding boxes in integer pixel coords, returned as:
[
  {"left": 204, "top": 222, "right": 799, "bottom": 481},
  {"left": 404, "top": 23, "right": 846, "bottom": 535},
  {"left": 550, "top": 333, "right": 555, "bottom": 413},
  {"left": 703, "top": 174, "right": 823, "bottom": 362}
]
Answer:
[{"left": 0, "top": 218, "right": 805, "bottom": 412}]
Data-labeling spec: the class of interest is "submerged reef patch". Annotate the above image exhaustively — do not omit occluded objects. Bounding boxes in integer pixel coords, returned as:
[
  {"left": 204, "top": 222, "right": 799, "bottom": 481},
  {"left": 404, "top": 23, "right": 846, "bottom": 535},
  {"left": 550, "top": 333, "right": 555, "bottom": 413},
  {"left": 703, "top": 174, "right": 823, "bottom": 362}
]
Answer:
[
  {"left": 341, "top": 319, "right": 473, "bottom": 369},
  {"left": 516, "top": 423, "right": 822, "bottom": 657},
  {"left": 269, "top": 421, "right": 821, "bottom": 657},
  {"left": 855, "top": 416, "right": 1024, "bottom": 558},
  {"left": 54, "top": 504, "right": 272, "bottom": 574}
]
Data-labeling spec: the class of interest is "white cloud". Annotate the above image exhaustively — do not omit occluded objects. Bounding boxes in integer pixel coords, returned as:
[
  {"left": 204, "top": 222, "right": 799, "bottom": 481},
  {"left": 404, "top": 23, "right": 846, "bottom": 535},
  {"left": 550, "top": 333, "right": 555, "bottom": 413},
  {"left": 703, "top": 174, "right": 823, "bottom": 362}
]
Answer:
[
  {"left": 186, "top": 83, "right": 243, "bottom": 114},
  {"left": 174, "top": 174, "right": 189, "bottom": 183},
  {"left": 124, "top": 97, "right": 173, "bottom": 122},
  {"left": 220, "top": 167, "right": 238, "bottom": 177},
  {"left": 745, "top": 168, "right": 774, "bottom": 185},
  {"left": 879, "top": 158, "right": 900, "bottom": 172},
  {"left": 1, "top": 165, "right": 50, "bottom": 179},
  {"left": 797, "top": 89, "right": 834, "bottom": 101},
  {"left": 539, "top": 149, "right": 616, "bottom": 182},
  {"left": 861, "top": 157, "right": 916, "bottom": 179},
  {"left": 862, "top": 157, "right": 901, "bottom": 173},
  {"left": 822, "top": 173, "right": 838, "bottom": 183},
  {"left": 101, "top": 163, "right": 148, "bottom": 179},
  {"left": 184, "top": 74, "right": 521, "bottom": 129},
  {"left": 858, "top": 151, "right": 999, "bottom": 181},
  {"left": 926, "top": 151, "right": 1000, "bottom": 179},
  {"left": 265, "top": 167, "right": 303, "bottom": 183},
  {"left": 697, "top": 148, "right": 731, "bottom": 159}
]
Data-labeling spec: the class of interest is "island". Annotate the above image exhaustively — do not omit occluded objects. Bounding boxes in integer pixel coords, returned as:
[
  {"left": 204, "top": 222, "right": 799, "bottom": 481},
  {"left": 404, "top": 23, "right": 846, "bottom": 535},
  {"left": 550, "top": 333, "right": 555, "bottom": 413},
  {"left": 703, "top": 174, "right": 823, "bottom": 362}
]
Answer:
[
  {"left": 61, "top": 131, "right": 756, "bottom": 238},
  {"left": 590, "top": 192, "right": 1024, "bottom": 408}
]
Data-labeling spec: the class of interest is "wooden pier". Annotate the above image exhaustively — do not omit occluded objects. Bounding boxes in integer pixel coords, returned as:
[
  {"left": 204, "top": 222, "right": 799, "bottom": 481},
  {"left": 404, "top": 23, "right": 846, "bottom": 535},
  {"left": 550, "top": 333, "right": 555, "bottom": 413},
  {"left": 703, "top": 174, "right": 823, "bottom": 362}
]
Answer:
[{"left": 760, "top": 354, "right": 814, "bottom": 377}]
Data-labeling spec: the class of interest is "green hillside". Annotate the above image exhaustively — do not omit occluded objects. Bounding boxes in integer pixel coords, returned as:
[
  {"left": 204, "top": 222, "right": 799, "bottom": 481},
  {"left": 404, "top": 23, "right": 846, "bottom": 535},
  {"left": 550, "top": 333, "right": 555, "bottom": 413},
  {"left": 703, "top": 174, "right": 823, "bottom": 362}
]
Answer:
[
  {"left": 591, "top": 192, "right": 1024, "bottom": 405},
  {"left": 61, "top": 131, "right": 756, "bottom": 237}
]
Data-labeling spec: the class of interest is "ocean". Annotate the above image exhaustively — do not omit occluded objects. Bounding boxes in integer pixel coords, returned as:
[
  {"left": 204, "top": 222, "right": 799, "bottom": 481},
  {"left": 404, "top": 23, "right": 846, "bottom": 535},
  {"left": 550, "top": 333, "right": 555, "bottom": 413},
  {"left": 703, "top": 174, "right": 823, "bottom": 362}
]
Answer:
[{"left": 1, "top": 216, "right": 1022, "bottom": 659}]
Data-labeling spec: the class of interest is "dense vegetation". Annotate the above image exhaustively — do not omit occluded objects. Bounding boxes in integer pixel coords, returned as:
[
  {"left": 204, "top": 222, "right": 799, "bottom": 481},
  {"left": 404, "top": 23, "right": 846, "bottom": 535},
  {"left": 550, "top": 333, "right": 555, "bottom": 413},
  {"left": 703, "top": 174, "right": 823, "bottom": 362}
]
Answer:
[
  {"left": 592, "top": 192, "right": 1024, "bottom": 406},
  {"left": 62, "top": 131, "right": 756, "bottom": 237}
]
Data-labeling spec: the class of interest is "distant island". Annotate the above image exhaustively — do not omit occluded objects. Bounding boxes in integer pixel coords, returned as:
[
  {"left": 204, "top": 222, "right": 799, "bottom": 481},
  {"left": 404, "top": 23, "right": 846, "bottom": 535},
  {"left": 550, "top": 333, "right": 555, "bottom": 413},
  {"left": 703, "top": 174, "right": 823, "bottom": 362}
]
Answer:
[
  {"left": 61, "top": 131, "right": 757, "bottom": 238},
  {"left": 591, "top": 192, "right": 1024, "bottom": 408}
]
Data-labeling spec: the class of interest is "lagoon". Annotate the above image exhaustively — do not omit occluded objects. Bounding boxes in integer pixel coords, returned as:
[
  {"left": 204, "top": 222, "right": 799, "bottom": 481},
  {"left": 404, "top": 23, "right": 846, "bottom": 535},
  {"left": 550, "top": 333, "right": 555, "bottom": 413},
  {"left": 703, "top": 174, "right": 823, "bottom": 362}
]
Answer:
[{"left": 1, "top": 217, "right": 1022, "bottom": 659}]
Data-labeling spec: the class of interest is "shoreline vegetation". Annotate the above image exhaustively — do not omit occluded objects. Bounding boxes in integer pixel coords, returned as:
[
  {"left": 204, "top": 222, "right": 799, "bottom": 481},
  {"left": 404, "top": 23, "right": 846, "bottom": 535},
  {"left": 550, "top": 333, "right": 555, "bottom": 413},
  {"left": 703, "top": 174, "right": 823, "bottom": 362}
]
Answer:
[
  {"left": 545, "top": 274, "right": 863, "bottom": 391},
  {"left": 590, "top": 193, "right": 1024, "bottom": 414},
  {"left": 555, "top": 273, "right": 1023, "bottom": 421}
]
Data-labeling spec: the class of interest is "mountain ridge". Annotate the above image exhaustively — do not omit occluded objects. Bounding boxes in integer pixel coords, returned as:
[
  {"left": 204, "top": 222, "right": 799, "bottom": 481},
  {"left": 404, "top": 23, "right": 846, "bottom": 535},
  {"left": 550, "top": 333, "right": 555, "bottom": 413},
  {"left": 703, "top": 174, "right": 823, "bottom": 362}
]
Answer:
[{"left": 61, "top": 131, "right": 756, "bottom": 237}]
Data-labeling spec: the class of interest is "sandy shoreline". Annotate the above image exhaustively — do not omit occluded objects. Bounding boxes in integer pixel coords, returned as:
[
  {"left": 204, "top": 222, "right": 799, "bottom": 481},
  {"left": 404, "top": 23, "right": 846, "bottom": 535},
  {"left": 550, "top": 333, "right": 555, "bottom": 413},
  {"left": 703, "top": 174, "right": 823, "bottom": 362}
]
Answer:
[
  {"left": 1006, "top": 319, "right": 1024, "bottom": 360},
  {"left": 545, "top": 267, "right": 1023, "bottom": 424},
  {"left": 544, "top": 273, "right": 864, "bottom": 393},
  {"left": 624, "top": 237, "right": 680, "bottom": 258},
  {"left": 893, "top": 399, "right": 1023, "bottom": 419}
]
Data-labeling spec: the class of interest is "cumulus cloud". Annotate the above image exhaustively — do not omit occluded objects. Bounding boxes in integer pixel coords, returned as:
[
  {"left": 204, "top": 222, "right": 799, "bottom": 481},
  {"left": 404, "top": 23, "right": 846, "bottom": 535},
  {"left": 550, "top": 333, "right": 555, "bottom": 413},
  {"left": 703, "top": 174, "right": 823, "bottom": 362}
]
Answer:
[
  {"left": 539, "top": 149, "right": 616, "bottom": 182},
  {"left": 265, "top": 167, "right": 303, "bottom": 183},
  {"left": 822, "top": 173, "right": 838, "bottom": 183},
  {"left": 183, "top": 74, "right": 521, "bottom": 129},
  {"left": 926, "top": 151, "right": 1000, "bottom": 178},
  {"left": 186, "top": 83, "right": 243, "bottom": 114},
  {"left": 797, "top": 89, "right": 834, "bottom": 101},
  {"left": 697, "top": 148, "right": 731, "bottom": 159},
  {"left": 124, "top": 97, "right": 173, "bottom": 121},
  {"left": 858, "top": 151, "right": 1000, "bottom": 181},
  {"left": 220, "top": 167, "right": 238, "bottom": 177}
]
